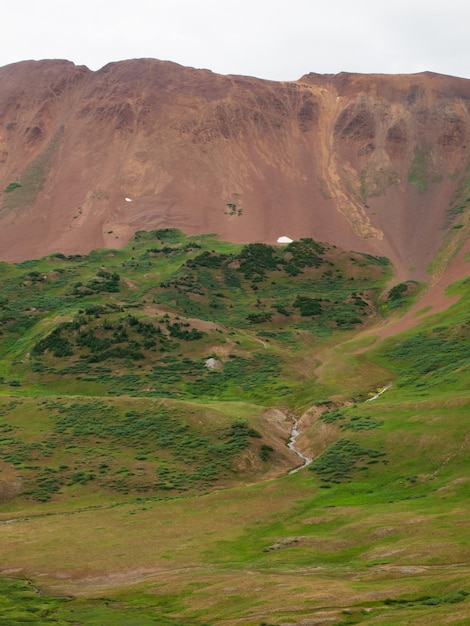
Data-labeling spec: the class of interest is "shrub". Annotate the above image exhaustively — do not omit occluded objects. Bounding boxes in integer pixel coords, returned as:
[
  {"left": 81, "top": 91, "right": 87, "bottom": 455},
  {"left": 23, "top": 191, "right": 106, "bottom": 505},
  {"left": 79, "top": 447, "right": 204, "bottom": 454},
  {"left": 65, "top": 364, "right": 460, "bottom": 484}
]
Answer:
[
  {"left": 310, "top": 439, "right": 386, "bottom": 483},
  {"left": 238, "top": 243, "right": 280, "bottom": 279},
  {"left": 246, "top": 312, "right": 273, "bottom": 324},
  {"left": 32, "top": 326, "right": 74, "bottom": 357},
  {"left": 4, "top": 182, "right": 22, "bottom": 193},
  {"left": 387, "top": 282, "right": 408, "bottom": 301},
  {"left": 260, "top": 444, "right": 274, "bottom": 461},
  {"left": 293, "top": 296, "right": 322, "bottom": 316}
]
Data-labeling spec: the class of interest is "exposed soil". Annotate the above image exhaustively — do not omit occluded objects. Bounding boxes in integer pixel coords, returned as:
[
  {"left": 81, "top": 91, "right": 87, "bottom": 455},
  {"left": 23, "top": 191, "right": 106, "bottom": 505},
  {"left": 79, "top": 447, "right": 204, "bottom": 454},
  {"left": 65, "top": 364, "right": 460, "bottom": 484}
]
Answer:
[{"left": 0, "top": 59, "right": 469, "bottom": 285}]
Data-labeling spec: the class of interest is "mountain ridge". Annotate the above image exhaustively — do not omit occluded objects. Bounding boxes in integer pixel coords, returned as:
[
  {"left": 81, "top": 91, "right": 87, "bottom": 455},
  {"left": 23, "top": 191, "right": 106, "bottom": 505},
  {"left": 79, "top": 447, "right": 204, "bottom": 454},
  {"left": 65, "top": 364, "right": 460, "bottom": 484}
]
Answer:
[{"left": 1, "top": 58, "right": 470, "bottom": 282}]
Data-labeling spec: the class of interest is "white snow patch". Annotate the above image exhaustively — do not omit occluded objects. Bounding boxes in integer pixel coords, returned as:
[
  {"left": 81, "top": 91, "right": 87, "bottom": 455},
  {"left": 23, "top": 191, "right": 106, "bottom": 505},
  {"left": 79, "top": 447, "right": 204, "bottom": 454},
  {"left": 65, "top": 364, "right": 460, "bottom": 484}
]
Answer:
[{"left": 277, "top": 236, "right": 293, "bottom": 244}]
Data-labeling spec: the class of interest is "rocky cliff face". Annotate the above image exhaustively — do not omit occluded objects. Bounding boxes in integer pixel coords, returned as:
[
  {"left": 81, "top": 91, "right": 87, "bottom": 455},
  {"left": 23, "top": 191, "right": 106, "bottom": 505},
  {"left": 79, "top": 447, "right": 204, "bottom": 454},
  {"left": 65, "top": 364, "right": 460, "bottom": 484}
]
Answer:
[{"left": 1, "top": 59, "right": 470, "bottom": 277}]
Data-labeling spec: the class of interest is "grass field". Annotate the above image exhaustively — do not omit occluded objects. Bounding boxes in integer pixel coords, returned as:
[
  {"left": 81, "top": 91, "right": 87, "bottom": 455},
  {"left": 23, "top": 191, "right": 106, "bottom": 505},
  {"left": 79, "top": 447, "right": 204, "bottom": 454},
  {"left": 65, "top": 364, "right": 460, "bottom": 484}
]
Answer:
[{"left": 0, "top": 230, "right": 468, "bottom": 624}]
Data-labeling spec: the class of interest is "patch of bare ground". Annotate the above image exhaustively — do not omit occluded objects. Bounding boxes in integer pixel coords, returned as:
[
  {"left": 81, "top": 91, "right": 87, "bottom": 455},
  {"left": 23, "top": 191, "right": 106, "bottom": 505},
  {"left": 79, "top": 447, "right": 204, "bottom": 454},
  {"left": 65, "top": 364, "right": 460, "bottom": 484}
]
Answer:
[
  {"left": 121, "top": 277, "right": 138, "bottom": 289},
  {"left": 260, "top": 408, "right": 303, "bottom": 475},
  {"left": 292, "top": 405, "right": 341, "bottom": 461},
  {"left": 51, "top": 565, "right": 203, "bottom": 593},
  {"left": 279, "top": 615, "right": 339, "bottom": 626},
  {"left": 0, "top": 462, "right": 23, "bottom": 503},
  {"left": 0, "top": 479, "right": 23, "bottom": 503},
  {"left": 312, "top": 226, "right": 469, "bottom": 392},
  {"left": 264, "top": 536, "right": 305, "bottom": 551},
  {"left": 142, "top": 305, "right": 225, "bottom": 333},
  {"left": 431, "top": 433, "right": 470, "bottom": 479},
  {"left": 358, "top": 229, "right": 470, "bottom": 348}
]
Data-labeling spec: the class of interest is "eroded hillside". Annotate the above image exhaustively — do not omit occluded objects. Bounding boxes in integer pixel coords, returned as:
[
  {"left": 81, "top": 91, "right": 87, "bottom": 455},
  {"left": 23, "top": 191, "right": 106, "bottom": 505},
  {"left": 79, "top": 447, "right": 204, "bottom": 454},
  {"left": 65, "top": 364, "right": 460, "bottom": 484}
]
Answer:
[{"left": 1, "top": 59, "right": 470, "bottom": 279}]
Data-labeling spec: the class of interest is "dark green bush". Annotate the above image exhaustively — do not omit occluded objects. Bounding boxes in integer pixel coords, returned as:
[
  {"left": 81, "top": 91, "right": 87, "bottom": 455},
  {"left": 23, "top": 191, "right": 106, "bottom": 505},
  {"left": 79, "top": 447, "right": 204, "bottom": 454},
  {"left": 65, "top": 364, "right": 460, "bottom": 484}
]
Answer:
[
  {"left": 4, "top": 181, "right": 21, "bottom": 193},
  {"left": 293, "top": 296, "right": 322, "bottom": 316}
]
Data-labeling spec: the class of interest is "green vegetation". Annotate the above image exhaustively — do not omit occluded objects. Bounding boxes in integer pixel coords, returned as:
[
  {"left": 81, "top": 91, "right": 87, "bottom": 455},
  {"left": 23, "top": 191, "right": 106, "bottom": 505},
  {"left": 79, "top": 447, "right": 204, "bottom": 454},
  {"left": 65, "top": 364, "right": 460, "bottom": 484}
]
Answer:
[
  {"left": 0, "top": 397, "right": 266, "bottom": 502},
  {"left": 0, "top": 577, "right": 189, "bottom": 625},
  {"left": 385, "top": 280, "right": 422, "bottom": 309},
  {"left": 384, "top": 589, "right": 468, "bottom": 607},
  {"left": 408, "top": 145, "right": 442, "bottom": 192},
  {"left": 0, "top": 228, "right": 468, "bottom": 625},
  {"left": 0, "top": 229, "right": 392, "bottom": 507},
  {"left": 224, "top": 202, "right": 243, "bottom": 216},
  {"left": 309, "top": 438, "right": 386, "bottom": 484},
  {"left": 0, "top": 230, "right": 390, "bottom": 406},
  {"left": 2, "top": 127, "right": 64, "bottom": 210},
  {"left": 3, "top": 182, "right": 21, "bottom": 193},
  {"left": 446, "top": 162, "right": 470, "bottom": 225}
]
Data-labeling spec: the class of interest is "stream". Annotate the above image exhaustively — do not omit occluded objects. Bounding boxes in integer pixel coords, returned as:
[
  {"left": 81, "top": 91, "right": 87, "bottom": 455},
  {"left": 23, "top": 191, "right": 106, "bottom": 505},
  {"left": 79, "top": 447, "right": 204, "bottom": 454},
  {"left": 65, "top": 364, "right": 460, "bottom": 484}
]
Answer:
[
  {"left": 287, "top": 416, "right": 313, "bottom": 474},
  {"left": 365, "top": 383, "right": 392, "bottom": 402},
  {"left": 286, "top": 384, "right": 392, "bottom": 474}
]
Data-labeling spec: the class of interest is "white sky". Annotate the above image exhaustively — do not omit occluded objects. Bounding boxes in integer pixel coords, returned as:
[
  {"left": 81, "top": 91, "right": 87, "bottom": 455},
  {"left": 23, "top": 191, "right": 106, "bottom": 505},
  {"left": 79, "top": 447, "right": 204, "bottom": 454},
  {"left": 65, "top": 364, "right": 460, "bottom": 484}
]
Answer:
[{"left": 3, "top": 0, "right": 470, "bottom": 81}]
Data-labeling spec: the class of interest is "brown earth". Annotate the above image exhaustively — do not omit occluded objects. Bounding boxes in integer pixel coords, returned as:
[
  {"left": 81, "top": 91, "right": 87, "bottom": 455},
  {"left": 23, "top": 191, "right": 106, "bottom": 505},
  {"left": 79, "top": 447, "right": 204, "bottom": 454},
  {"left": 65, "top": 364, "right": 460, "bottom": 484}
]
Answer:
[{"left": 1, "top": 59, "right": 470, "bottom": 281}]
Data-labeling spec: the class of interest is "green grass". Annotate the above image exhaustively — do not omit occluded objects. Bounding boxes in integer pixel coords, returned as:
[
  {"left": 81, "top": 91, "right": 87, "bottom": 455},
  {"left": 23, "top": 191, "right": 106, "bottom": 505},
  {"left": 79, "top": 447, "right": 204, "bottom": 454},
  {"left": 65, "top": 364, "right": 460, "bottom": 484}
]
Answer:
[
  {"left": 0, "top": 229, "right": 391, "bottom": 410},
  {"left": 0, "top": 395, "right": 282, "bottom": 503},
  {"left": 0, "top": 229, "right": 468, "bottom": 624},
  {"left": 0, "top": 577, "right": 191, "bottom": 625}
]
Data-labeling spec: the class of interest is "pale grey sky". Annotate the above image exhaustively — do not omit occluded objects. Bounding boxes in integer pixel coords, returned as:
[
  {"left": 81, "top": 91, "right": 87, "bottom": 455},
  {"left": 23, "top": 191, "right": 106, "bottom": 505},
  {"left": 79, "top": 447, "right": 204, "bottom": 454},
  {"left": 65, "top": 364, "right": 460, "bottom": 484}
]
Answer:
[{"left": 3, "top": 0, "right": 469, "bottom": 80}]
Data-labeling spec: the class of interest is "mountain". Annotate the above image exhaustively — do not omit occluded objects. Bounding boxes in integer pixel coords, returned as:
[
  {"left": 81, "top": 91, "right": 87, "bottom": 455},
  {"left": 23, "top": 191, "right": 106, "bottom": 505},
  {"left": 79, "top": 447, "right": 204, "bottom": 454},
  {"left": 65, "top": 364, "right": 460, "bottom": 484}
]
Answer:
[
  {"left": 0, "top": 60, "right": 469, "bottom": 623},
  {"left": 1, "top": 59, "right": 470, "bottom": 280}
]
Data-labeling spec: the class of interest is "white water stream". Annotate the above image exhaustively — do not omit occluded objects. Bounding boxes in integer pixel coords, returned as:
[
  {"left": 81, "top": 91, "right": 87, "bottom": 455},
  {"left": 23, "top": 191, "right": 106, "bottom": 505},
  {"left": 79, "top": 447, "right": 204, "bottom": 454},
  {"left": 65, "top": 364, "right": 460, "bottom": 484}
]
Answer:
[
  {"left": 287, "top": 416, "right": 313, "bottom": 474},
  {"left": 365, "top": 383, "right": 392, "bottom": 402},
  {"left": 287, "top": 384, "right": 392, "bottom": 474}
]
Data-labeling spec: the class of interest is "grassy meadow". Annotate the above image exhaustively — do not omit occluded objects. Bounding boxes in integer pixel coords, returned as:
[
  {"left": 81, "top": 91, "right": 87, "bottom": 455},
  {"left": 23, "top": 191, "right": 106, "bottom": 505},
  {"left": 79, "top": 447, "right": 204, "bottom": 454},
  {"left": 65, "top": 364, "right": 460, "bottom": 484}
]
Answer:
[{"left": 0, "top": 229, "right": 468, "bottom": 624}]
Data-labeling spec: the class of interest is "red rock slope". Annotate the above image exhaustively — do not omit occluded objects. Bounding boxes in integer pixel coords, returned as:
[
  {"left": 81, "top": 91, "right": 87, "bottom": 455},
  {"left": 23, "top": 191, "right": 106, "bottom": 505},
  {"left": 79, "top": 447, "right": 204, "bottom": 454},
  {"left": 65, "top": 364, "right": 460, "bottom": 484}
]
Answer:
[{"left": 0, "top": 59, "right": 469, "bottom": 279}]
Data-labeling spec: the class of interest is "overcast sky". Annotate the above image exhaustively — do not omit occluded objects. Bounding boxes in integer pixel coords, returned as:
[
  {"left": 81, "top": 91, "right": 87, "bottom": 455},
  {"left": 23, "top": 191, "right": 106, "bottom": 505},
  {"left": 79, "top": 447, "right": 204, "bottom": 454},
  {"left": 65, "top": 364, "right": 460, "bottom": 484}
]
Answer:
[{"left": 3, "top": 0, "right": 469, "bottom": 81}]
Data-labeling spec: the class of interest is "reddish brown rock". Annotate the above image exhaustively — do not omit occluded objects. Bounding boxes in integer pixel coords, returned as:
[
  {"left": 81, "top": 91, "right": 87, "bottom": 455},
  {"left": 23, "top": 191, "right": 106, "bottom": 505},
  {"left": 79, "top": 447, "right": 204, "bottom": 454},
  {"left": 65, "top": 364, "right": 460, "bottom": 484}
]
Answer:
[{"left": 0, "top": 59, "right": 469, "bottom": 280}]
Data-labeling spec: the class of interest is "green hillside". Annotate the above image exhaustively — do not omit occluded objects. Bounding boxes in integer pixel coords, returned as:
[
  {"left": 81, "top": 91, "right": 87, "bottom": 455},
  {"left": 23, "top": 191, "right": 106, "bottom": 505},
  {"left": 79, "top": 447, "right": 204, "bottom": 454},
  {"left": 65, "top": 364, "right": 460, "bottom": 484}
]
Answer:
[{"left": 0, "top": 230, "right": 468, "bottom": 625}]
